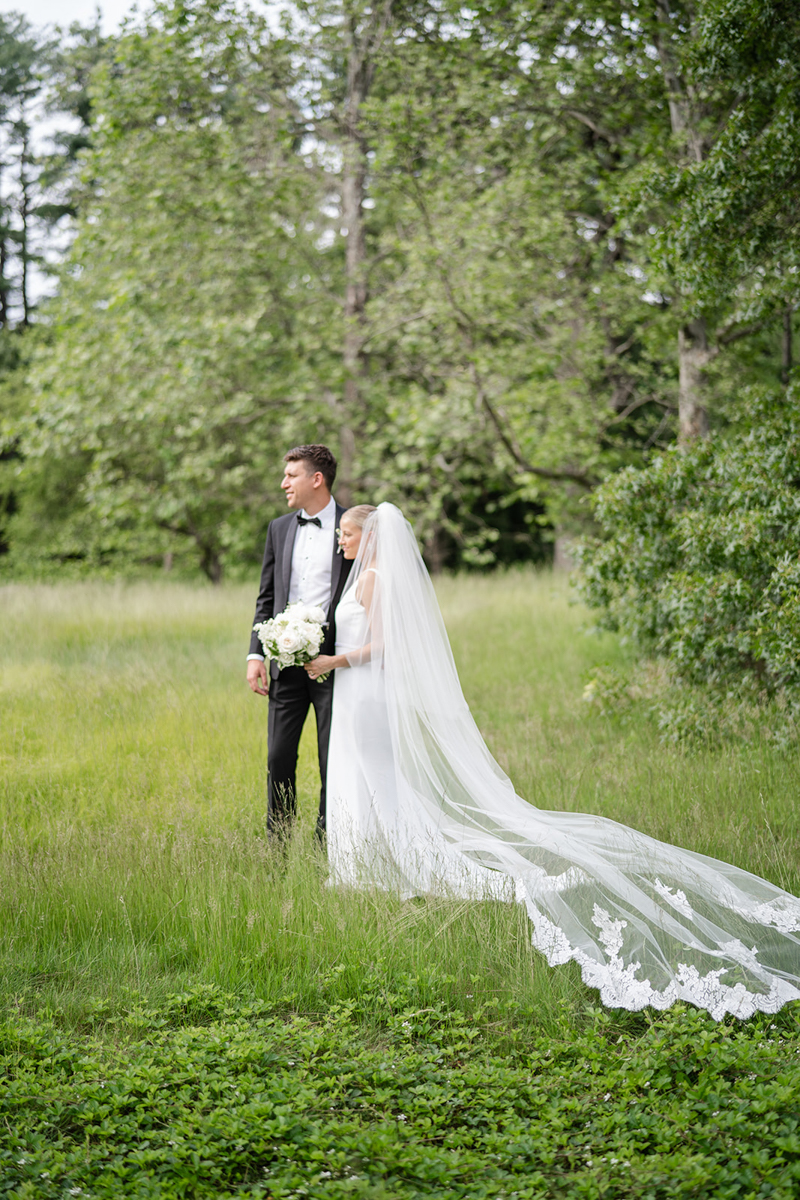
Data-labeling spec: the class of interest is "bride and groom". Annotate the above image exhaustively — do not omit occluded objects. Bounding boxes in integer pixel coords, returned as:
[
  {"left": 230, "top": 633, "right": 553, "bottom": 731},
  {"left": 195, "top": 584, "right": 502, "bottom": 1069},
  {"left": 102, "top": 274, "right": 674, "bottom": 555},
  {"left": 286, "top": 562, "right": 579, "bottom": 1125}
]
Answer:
[{"left": 248, "top": 444, "right": 800, "bottom": 1020}]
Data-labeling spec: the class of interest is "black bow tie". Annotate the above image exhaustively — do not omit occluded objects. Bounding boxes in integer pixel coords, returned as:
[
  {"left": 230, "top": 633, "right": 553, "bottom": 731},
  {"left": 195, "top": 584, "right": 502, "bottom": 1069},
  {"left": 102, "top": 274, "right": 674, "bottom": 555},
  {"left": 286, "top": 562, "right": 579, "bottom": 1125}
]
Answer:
[{"left": 297, "top": 514, "right": 322, "bottom": 528}]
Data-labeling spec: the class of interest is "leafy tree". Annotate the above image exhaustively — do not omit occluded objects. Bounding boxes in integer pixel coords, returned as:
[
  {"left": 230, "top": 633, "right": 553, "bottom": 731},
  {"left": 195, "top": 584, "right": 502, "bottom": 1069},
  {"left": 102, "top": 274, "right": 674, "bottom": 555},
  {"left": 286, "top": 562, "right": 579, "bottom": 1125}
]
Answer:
[
  {"left": 0, "top": 12, "right": 56, "bottom": 560},
  {"left": 9, "top": 0, "right": 799, "bottom": 578},
  {"left": 0, "top": 11, "right": 50, "bottom": 326},
  {"left": 578, "top": 389, "right": 800, "bottom": 698},
  {"left": 629, "top": 0, "right": 800, "bottom": 438},
  {"left": 574, "top": 2, "right": 800, "bottom": 726},
  {"left": 650, "top": 0, "right": 800, "bottom": 320},
  {"left": 328, "top": 1, "right": 683, "bottom": 558},
  {"left": 337, "top": 0, "right": 795, "bottom": 559},
  {"left": 37, "top": 17, "right": 109, "bottom": 230},
  {"left": 14, "top": 0, "right": 343, "bottom": 580}
]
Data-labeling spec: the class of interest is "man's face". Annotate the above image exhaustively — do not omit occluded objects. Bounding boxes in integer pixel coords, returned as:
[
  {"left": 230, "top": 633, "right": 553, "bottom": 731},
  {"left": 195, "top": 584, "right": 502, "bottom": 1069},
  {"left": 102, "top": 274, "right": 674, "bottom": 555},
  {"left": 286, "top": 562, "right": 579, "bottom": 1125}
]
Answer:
[{"left": 281, "top": 459, "right": 320, "bottom": 510}]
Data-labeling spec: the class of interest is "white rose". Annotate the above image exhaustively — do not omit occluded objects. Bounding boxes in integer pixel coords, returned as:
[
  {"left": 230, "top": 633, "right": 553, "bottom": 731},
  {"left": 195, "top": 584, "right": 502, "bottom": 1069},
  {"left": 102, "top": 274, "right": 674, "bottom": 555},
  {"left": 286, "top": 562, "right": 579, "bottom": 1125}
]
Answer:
[
  {"left": 277, "top": 629, "right": 302, "bottom": 654},
  {"left": 302, "top": 605, "right": 327, "bottom": 625}
]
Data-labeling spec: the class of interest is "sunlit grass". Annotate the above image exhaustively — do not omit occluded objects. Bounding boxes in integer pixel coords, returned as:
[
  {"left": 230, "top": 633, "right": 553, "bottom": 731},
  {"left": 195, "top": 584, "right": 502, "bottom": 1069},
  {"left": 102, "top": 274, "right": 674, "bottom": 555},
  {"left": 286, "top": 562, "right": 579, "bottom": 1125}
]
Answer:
[{"left": 1, "top": 572, "right": 798, "bottom": 1030}]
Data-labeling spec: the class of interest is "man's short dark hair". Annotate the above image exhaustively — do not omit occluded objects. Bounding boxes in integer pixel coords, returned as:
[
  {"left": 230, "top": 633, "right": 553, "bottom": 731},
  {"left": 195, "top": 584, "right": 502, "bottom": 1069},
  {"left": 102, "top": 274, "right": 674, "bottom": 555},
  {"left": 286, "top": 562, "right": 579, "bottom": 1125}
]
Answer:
[{"left": 284, "top": 444, "right": 337, "bottom": 490}]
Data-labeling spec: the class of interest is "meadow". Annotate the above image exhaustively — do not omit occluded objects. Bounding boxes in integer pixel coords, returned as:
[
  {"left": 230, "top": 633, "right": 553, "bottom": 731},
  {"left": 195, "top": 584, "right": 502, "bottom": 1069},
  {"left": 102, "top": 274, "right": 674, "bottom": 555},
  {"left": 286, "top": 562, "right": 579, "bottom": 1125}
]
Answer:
[{"left": 1, "top": 573, "right": 799, "bottom": 1199}]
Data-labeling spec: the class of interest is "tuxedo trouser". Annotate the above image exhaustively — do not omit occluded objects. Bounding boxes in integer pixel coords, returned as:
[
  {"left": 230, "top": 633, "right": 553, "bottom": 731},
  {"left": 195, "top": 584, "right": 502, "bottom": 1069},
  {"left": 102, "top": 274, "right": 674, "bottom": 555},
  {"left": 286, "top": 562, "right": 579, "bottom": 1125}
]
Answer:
[{"left": 267, "top": 665, "right": 333, "bottom": 837}]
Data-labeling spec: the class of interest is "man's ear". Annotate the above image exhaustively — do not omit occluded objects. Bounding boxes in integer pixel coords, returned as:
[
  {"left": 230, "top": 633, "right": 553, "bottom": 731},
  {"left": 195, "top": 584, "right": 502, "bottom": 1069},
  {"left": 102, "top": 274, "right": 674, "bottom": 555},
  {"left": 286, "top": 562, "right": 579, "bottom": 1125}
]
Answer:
[{"left": 312, "top": 471, "right": 325, "bottom": 489}]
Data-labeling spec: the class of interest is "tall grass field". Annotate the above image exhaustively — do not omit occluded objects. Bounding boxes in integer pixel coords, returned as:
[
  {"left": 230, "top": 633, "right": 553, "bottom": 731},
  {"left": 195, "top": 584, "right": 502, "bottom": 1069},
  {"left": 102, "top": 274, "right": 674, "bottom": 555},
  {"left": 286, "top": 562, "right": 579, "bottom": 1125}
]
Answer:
[{"left": 2, "top": 573, "right": 799, "bottom": 1199}]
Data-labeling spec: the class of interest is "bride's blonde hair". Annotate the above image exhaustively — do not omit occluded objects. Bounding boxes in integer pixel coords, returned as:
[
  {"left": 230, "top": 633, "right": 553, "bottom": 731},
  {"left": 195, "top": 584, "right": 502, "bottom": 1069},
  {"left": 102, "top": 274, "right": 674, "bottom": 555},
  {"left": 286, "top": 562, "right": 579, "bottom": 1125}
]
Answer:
[{"left": 343, "top": 504, "right": 377, "bottom": 528}]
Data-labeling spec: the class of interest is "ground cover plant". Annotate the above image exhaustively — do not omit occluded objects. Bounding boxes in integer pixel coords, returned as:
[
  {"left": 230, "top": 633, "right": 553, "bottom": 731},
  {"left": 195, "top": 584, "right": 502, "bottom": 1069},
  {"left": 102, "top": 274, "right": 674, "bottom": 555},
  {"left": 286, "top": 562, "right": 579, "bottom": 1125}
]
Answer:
[
  {"left": 1, "top": 574, "right": 799, "bottom": 1197},
  {"left": 4, "top": 994, "right": 799, "bottom": 1199}
]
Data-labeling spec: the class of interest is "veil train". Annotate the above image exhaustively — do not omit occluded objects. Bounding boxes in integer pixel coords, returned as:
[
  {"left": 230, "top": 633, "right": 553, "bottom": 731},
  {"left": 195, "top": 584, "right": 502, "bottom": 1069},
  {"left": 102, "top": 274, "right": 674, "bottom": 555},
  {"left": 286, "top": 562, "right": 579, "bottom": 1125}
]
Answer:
[{"left": 326, "top": 503, "right": 800, "bottom": 1019}]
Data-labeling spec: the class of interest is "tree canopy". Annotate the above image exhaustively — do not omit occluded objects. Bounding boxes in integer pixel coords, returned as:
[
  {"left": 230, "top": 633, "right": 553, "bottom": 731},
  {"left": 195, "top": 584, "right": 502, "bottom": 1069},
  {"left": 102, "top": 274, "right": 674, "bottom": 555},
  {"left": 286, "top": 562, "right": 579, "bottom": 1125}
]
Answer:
[{"left": 0, "top": 0, "right": 798, "bottom": 581}]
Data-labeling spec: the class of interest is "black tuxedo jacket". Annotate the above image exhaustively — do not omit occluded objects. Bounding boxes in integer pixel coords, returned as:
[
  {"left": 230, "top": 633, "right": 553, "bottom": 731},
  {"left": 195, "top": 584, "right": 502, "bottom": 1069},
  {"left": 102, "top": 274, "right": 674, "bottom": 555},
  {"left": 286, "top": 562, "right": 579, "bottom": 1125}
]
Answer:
[{"left": 249, "top": 503, "right": 352, "bottom": 679}]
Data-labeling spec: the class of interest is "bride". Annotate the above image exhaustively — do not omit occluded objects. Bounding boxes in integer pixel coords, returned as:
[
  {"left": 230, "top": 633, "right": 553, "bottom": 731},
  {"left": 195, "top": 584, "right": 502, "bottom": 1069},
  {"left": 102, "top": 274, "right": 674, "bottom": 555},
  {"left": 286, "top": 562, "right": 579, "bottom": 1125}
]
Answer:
[{"left": 305, "top": 502, "right": 800, "bottom": 1019}]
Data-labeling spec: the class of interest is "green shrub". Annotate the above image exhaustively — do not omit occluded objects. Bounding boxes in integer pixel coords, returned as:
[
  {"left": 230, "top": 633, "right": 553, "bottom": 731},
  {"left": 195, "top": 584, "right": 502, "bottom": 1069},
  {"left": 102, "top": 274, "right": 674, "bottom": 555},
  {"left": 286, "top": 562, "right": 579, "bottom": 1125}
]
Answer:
[{"left": 578, "top": 389, "right": 800, "bottom": 701}]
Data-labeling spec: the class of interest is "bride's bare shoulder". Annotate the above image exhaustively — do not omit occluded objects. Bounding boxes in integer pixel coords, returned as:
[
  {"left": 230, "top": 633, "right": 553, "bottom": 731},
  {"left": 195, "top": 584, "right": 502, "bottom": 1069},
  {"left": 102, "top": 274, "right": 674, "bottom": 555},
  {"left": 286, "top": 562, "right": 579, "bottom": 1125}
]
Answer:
[{"left": 355, "top": 567, "right": 379, "bottom": 607}]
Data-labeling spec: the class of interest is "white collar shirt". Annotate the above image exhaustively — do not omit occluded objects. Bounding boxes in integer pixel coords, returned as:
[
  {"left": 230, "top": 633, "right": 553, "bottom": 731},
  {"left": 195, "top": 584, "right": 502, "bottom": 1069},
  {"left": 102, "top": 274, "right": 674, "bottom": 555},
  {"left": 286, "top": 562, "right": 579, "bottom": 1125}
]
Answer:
[{"left": 288, "top": 495, "right": 337, "bottom": 613}]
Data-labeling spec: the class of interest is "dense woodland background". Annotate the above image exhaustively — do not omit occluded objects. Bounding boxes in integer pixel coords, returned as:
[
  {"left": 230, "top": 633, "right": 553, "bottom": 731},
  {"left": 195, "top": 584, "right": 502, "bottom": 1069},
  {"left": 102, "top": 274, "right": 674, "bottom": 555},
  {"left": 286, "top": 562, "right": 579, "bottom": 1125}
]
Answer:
[{"left": 1, "top": 0, "right": 800, "bottom": 717}]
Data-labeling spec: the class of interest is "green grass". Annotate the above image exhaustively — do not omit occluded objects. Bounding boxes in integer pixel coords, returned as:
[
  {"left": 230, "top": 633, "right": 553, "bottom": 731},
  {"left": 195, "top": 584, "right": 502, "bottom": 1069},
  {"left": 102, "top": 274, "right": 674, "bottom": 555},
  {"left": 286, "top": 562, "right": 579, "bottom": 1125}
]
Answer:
[
  {"left": 1, "top": 573, "right": 799, "bottom": 1199},
  {"left": 1, "top": 571, "right": 798, "bottom": 1021}
]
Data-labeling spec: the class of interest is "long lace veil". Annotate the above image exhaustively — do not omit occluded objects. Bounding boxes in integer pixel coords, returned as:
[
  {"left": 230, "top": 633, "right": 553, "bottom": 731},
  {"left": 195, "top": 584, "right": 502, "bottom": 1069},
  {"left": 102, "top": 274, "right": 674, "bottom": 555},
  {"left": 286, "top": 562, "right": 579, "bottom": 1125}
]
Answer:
[{"left": 337, "top": 503, "right": 800, "bottom": 1018}]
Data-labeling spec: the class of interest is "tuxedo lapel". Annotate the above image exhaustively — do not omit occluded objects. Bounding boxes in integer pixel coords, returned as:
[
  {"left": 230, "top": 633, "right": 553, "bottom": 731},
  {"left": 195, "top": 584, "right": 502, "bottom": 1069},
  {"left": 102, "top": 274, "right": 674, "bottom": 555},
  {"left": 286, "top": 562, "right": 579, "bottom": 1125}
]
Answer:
[
  {"left": 329, "top": 503, "right": 346, "bottom": 605},
  {"left": 279, "top": 516, "right": 297, "bottom": 611}
]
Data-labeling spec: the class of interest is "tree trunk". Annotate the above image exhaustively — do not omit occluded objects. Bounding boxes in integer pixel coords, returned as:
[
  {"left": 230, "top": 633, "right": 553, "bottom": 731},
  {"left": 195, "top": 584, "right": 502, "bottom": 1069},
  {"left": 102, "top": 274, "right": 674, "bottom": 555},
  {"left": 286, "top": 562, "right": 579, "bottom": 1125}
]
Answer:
[
  {"left": 653, "top": 2, "right": 704, "bottom": 165},
  {"left": 339, "top": 95, "right": 365, "bottom": 508},
  {"left": 336, "top": 423, "right": 357, "bottom": 508},
  {"left": 0, "top": 163, "right": 8, "bottom": 329},
  {"left": 336, "top": 1, "right": 393, "bottom": 506},
  {"left": 200, "top": 543, "right": 223, "bottom": 584},
  {"left": 0, "top": 233, "right": 7, "bottom": 329},
  {"left": 553, "top": 534, "right": 575, "bottom": 572},
  {"left": 19, "top": 128, "right": 31, "bottom": 326},
  {"left": 782, "top": 306, "right": 793, "bottom": 386},
  {"left": 338, "top": 26, "right": 369, "bottom": 508},
  {"left": 678, "top": 320, "right": 711, "bottom": 444},
  {"left": 654, "top": 1, "right": 710, "bottom": 443},
  {"left": 424, "top": 526, "right": 447, "bottom": 575}
]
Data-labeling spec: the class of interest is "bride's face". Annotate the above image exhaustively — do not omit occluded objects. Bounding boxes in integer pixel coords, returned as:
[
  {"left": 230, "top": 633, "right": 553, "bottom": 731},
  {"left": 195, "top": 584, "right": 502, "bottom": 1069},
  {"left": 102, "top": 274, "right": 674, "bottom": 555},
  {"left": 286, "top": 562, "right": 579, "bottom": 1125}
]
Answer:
[{"left": 338, "top": 515, "right": 362, "bottom": 559}]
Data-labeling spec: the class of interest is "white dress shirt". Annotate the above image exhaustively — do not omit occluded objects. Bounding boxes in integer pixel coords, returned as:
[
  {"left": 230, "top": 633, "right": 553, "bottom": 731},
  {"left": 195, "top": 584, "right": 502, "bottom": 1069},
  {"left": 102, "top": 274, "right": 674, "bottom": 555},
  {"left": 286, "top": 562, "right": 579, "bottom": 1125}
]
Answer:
[
  {"left": 248, "top": 496, "right": 337, "bottom": 661},
  {"left": 288, "top": 495, "right": 337, "bottom": 610}
]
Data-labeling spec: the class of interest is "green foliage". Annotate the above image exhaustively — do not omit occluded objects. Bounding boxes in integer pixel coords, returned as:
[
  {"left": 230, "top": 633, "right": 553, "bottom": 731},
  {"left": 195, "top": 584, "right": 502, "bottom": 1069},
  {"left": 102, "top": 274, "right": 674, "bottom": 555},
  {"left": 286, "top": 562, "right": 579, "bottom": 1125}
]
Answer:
[
  {"left": 18, "top": 0, "right": 672, "bottom": 576},
  {"left": 0, "top": 0, "right": 740, "bottom": 577},
  {"left": 0, "top": 327, "right": 27, "bottom": 551},
  {"left": 2, "top": 994, "right": 799, "bottom": 1199},
  {"left": 11, "top": 0, "right": 342, "bottom": 580},
  {"left": 651, "top": 0, "right": 800, "bottom": 318},
  {"left": 0, "top": 15, "right": 113, "bottom": 570},
  {"left": 359, "top": 1, "right": 682, "bottom": 549},
  {"left": 0, "top": 9, "right": 46, "bottom": 325},
  {"left": 38, "top": 16, "right": 109, "bottom": 223},
  {"left": 4, "top": 0, "right": 799, "bottom": 584},
  {"left": 578, "top": 388, "right": 800, "bottom": 711}
]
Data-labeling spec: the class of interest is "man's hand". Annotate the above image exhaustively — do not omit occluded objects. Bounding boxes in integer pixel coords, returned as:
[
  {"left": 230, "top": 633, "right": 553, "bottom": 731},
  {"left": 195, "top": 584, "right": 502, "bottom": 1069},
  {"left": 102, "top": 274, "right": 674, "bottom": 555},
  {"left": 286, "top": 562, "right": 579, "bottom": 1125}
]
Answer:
[{"left": 247, "top": 658, "right": 269, "bottom": 696}]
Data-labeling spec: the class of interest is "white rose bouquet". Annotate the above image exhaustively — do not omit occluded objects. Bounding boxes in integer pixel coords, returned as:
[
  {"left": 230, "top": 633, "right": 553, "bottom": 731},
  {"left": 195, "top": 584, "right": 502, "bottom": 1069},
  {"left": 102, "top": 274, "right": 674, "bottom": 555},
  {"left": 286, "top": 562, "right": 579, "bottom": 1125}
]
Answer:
[{"left": 253, "top": 602, "right": 329, "bottom": 680}]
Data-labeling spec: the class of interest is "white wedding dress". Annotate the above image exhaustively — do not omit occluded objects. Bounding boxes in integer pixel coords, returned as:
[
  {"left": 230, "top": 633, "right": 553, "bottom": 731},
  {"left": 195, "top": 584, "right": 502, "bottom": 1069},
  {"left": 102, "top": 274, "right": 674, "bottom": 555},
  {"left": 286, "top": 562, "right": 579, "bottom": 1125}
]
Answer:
[
  {"left": 326, "top": 504, "right": 800, "bottom": 1019},
  {"left": 326, "top": 576, "right": 400, "bottom": 880}
]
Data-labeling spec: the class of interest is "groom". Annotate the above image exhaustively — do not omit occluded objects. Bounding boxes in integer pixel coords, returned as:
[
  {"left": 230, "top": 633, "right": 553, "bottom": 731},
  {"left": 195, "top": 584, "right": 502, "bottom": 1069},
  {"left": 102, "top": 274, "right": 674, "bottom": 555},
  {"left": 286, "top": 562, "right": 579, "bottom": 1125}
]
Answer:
[{"left": 246, "top": 444, "right": 352, "bottom": 838}]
